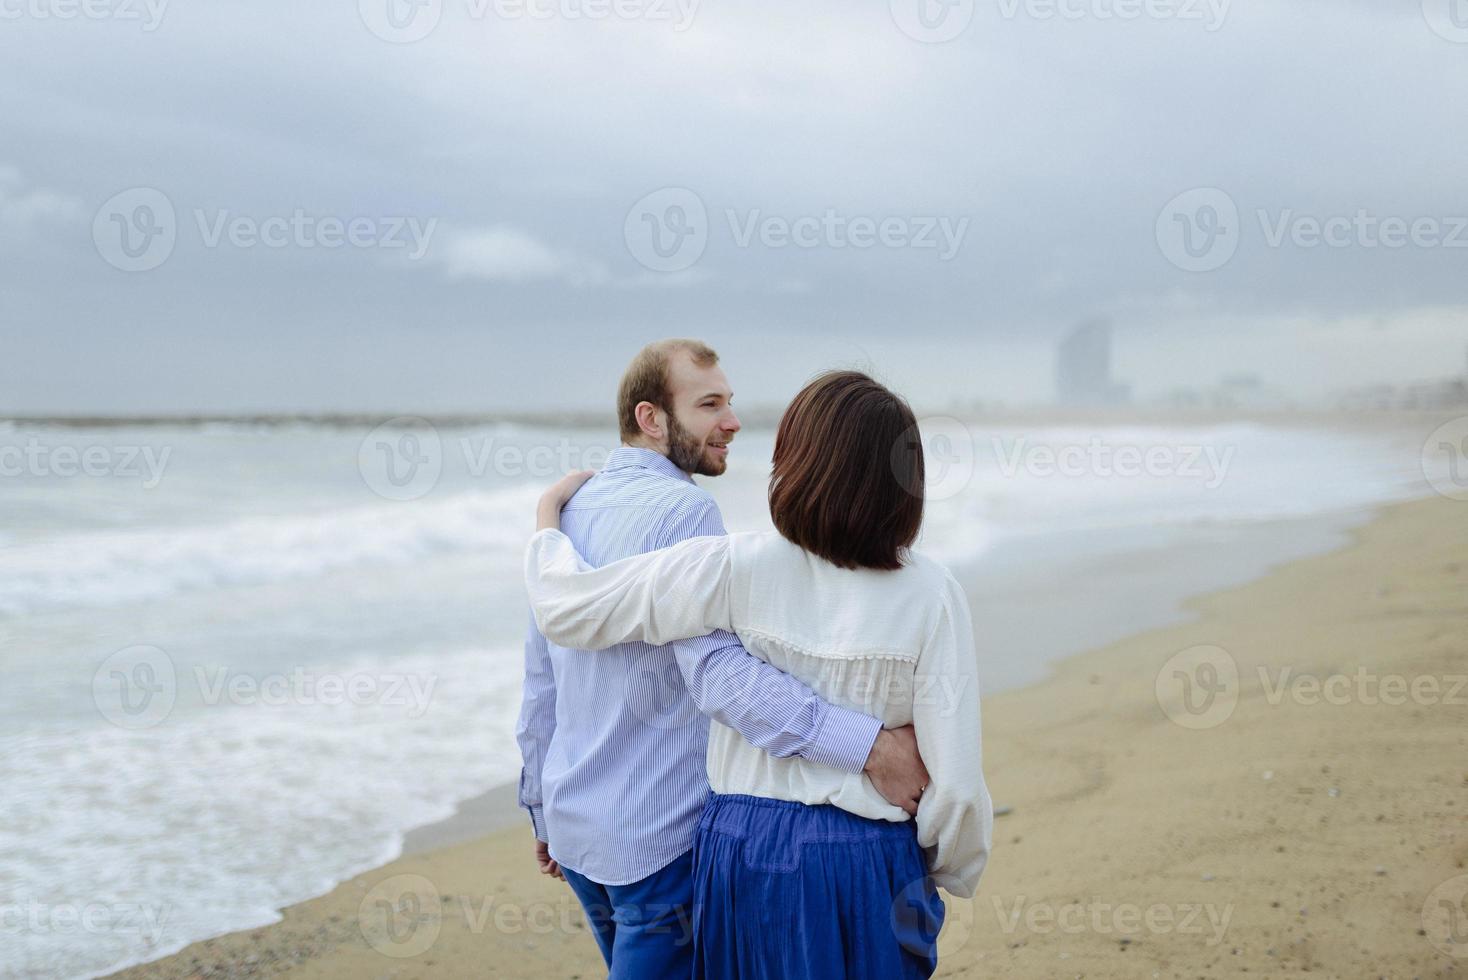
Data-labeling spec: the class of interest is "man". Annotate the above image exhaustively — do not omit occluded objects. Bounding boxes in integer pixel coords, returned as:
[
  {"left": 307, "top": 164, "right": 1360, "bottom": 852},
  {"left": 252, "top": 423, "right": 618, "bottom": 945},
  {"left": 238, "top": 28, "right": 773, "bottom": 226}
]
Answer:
[{"left": 515, "top": 339, "right": 929, "bottom": 977}]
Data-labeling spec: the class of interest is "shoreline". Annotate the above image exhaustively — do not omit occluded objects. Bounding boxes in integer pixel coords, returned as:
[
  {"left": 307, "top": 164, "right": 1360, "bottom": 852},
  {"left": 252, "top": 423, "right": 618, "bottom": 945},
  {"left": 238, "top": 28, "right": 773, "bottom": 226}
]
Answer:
[
  {"left": 103, "top": 493, "right": 1468, "bottom": 979},
  {"left": 4, "top": 406, "right": 1458, "bottom": 434}
]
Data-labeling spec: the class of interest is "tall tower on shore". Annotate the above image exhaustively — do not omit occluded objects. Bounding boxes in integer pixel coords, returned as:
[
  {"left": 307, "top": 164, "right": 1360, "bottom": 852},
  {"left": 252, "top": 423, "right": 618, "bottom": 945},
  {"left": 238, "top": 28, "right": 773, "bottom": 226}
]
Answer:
[{"left": 1055, "top": 318, "right": 1131, "bottom": 407}]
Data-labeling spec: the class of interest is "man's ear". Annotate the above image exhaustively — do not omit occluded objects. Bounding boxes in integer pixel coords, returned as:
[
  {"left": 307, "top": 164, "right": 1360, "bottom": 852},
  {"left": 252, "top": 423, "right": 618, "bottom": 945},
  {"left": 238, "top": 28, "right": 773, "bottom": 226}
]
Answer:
[{"left": 633, "top": 401, "right": 665, "bottom": 442}]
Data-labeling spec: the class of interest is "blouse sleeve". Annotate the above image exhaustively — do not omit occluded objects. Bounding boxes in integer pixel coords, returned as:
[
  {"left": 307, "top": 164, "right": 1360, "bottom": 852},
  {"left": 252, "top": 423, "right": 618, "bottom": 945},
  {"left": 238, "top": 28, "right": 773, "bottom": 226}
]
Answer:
[
  {"left": 911, "top": 571, "right": 994, "bottom": 898},
  {"left": 523, "top": 528, "right": 735, "bottom": 650}
]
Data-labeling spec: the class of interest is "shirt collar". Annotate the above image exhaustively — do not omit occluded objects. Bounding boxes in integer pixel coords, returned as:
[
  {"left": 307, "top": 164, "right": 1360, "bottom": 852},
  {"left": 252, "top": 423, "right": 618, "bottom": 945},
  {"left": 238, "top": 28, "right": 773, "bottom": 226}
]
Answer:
[{"left": 603, "top": 445, "right": 695, "bottom": 484}]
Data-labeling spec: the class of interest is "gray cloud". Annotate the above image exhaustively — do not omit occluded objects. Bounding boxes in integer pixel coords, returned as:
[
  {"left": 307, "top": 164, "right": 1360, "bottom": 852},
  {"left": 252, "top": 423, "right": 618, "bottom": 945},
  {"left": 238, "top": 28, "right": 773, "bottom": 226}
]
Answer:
[{"left": 2, "top": 0, "right": 1465, "bottom": 413}]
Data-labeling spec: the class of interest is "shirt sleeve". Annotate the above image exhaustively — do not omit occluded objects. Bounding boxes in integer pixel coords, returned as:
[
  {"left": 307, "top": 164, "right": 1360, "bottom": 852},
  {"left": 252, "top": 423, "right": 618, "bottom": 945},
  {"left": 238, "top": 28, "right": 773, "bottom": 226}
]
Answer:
[
  {"left": 513, "top": 609, "right": 555, "bottom": 842},
  {"left": 523, "top": 527, "right": 735, "bottom": 649},
  {"left": 911, "top": 572, "right": 994, "bottom": 898},
  {"left": 523, "top": 499, "right": 880, "bottom": 774},
  {"left": 663, "top": 499, "right": 880, "bottom": 775}
]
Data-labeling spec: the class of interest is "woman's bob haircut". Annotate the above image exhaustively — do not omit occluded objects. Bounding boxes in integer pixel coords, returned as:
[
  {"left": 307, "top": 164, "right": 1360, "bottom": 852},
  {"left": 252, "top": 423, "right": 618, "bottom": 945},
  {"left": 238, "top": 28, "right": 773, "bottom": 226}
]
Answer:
[{"left": 767, "top": 370, "right": 925, "bottom": 571}]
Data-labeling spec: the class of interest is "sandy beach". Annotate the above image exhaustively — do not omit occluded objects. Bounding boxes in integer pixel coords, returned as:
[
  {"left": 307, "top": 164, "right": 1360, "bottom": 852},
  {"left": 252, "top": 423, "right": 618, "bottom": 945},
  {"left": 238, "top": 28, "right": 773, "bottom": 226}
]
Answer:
[{"left": 108, "top": 493, "right": 1468, "bottom": 979}]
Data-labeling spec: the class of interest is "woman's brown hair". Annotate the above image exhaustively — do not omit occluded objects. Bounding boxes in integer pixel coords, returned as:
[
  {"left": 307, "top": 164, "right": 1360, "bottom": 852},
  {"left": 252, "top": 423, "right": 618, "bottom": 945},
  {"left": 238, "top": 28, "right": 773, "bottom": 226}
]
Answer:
[{"left": 767, "top": 370, "right": 925, "bottom": 571}]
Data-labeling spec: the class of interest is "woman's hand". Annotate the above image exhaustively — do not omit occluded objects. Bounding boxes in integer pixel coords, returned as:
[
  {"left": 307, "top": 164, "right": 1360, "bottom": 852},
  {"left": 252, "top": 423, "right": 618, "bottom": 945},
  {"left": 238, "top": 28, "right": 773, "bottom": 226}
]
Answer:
[{"left": 537, "top": 469, "right": 597, "bottom": 530}]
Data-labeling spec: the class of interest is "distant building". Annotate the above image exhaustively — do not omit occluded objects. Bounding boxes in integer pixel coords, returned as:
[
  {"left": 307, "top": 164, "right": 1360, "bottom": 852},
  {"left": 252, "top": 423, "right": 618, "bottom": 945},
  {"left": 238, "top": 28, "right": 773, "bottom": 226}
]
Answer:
[
  {"left": 1160, "top": 374, "right": 1295, "bottom": 412},
  {"left": 1335, "top": 385, "right": 1403, "bottom": 412},
  {"left": 1334, "top": 342, "right": 1468, "bottom": 411},
  {"left": 1160, "top": 387, "right": 1204, "bottom": 410},
  {"left": 1055, "top": 319, "right": 1130, "bottom": 408},
  {"left": 1212, "top": 374, "right": 1294, "bottom": 411},
  {"left": 1400, "top": 378, "right": 1468, "bottom": 410}
]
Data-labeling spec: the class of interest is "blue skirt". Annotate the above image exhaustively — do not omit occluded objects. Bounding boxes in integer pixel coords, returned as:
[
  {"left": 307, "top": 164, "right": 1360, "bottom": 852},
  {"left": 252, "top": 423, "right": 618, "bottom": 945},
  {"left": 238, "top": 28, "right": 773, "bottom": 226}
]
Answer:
[{"left": 692, "top": 792, "right": 945, "bottom": 979}]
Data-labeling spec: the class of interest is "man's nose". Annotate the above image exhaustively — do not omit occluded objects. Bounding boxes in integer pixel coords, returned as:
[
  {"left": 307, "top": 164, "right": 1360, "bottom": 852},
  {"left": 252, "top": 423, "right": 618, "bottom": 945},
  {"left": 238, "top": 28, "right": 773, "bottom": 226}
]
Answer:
[{"left": 723, "top": 410, "right": 741, "bottom": 434}]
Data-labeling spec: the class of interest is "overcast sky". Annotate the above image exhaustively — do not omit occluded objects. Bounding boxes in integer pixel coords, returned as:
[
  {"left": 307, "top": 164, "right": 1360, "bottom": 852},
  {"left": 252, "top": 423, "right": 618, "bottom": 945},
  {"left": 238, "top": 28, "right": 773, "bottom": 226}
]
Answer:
[{"left": 2, "top": 0, "right": 1466, "bottom": 414}]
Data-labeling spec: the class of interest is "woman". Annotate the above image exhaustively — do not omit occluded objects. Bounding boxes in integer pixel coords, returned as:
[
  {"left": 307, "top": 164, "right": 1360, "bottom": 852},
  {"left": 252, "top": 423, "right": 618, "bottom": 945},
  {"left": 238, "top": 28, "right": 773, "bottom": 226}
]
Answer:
[{"left": 525, "top": 370, "right": 992, "bottom": 978}]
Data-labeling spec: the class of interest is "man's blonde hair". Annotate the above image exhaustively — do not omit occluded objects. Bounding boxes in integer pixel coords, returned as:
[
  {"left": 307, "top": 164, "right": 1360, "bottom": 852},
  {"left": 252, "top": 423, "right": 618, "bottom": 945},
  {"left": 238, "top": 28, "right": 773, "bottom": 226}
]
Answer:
[{"left": 617, "top": 339, "right": 719, "bottom": 441}]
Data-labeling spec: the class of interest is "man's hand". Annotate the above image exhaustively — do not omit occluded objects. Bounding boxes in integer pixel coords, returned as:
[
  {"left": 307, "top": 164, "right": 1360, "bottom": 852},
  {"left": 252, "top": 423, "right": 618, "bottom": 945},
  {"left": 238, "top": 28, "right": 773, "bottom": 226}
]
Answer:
[
  {"left": 863, "top": 724, "right": 929, "bottom": 816},
  {"left": 535, "top": 840, "right": 565, "bottom": 881}
]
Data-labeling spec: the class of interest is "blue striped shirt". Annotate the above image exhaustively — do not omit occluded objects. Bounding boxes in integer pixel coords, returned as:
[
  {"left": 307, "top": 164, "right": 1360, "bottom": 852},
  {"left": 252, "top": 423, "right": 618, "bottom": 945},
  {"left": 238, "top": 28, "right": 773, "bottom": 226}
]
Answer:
[{"left": 515, "top": 446, "right": 883, "bottom": 885}]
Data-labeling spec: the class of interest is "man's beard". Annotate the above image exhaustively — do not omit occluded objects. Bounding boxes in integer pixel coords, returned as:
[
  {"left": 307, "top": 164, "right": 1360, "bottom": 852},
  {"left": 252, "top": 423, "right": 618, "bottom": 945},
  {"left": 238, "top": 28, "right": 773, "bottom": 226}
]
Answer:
[{"left": 666, "top": 409, "right": 727, "bottom": 477}]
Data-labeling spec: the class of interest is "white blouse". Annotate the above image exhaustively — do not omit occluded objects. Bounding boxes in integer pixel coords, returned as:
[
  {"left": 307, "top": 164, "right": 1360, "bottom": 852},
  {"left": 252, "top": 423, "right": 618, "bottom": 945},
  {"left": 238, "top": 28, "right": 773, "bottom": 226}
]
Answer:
[{"left": 524, "top": 527, "right": 993, "bottom": 898}]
